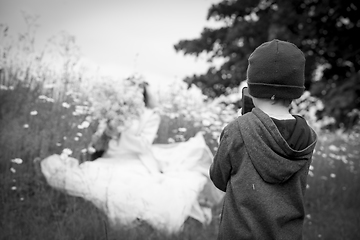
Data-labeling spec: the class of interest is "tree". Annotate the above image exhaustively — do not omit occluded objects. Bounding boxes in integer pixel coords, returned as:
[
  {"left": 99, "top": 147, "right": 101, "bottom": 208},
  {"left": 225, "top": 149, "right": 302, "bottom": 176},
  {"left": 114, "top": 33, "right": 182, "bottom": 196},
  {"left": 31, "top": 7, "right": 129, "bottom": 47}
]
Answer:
[{"left": 175, "top": 0, "right": 360, "bottom": 128}]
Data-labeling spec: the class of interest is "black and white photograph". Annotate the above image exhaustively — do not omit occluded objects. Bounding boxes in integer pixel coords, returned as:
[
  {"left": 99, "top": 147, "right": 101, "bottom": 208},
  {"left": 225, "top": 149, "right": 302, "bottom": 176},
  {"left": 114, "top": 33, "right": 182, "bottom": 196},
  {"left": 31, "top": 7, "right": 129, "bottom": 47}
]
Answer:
[{"left": 1, "top": 0, "right": 359, "bottom": 239}]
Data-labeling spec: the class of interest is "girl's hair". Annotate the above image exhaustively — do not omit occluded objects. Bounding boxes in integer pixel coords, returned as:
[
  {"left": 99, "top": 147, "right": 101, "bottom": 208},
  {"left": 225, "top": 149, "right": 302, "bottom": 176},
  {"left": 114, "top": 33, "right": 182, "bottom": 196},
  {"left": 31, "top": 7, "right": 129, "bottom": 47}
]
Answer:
[{"left": 141, "top": 82, "right": 149, "bottom": 107}]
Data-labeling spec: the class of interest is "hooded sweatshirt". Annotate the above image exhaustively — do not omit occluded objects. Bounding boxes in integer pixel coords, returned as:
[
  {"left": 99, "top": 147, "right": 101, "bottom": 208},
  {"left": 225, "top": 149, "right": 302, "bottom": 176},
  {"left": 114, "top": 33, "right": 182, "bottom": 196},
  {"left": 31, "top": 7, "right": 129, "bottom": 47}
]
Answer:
[{"left": 210, "top": 108, "right": 317, "bottom": 240}]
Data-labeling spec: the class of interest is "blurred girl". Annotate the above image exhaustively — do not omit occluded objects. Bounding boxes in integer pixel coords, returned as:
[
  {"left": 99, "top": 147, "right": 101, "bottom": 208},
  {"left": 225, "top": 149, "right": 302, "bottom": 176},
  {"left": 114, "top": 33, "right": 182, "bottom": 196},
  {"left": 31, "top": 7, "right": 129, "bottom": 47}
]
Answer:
[{"left": 39, "top": 82, "right": 223, "bottom": 233}]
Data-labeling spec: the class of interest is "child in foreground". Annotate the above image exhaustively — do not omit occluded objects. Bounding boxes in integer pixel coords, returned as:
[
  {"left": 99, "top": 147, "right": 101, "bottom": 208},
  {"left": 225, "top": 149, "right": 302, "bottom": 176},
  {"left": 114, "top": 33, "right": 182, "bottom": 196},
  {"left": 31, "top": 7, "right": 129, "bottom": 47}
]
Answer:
[{"left": 210, "top": 39, "right": 317, "bottom": 240}]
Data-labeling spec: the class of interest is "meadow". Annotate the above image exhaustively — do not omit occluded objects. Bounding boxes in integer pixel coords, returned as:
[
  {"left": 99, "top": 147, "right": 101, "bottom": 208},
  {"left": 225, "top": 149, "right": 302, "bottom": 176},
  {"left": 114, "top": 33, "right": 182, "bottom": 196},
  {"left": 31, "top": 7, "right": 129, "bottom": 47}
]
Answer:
[{"left": 1, "top": 27, "right": 360, "bottom": 240}]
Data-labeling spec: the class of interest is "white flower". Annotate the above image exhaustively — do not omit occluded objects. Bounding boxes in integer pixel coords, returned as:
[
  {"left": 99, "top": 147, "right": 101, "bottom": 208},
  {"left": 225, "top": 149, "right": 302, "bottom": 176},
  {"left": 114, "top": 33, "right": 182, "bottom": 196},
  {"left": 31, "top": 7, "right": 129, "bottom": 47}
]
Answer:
[
  {"left": 168, "top": 138, "right": 175, "bottom": 143},
  {"left": 87, "top": 146, "right": 96, "bottom": 154},
  {"left": 62, "top": 102, "right": 71, "bottom": 108},
  {"left": 329, "top": 145, "right": 339, "bottom": 152},
  {"left": 202, "top": 119, "right": 211, "bottom": 126},
  {"left": 178, "top": 127, "right": 187, "bottom": 132},
  {"left": 78, "top": 121, "right": 90, "bottom": 129},
  {"left": 61, "top": 148, "right": 73, "bottom": 159},
  {"left": 11, "top": 158, "right": 23, "bottom": 164}
]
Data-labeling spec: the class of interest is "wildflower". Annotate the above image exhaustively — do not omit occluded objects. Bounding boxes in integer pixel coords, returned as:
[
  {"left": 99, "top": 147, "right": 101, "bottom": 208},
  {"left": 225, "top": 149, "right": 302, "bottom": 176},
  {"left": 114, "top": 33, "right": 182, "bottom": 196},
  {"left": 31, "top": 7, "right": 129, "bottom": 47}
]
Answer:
[
  {"left": 43, "top": 83, "right": 55, "bottom": 89},
  {"left": 62, "top": 148, "right": 72, "bottom": 155},
  {"left": 202, "top": 119, "right": 211, "bottom": 127},
  {"left": 328, "top": 145, "right": 339, "bottom": 151},
  {"left": 23, "top": 124, "right": 29, "bottom": 128},
  {"left": 62, "top": 102, "right": 71, "bottom": 108},
  {"left": 178, "top": 127, "right": 187, "bottom": 132},
  {"left": 212, "top": 132, "right": 220, "bottom": 140},
  {"left": 330, "top": 173, "right": 336, "bottom": 178},
  {"left": 340, "top": 156, "right": 348, "bottom": 164},
  {"left": 11, "top": 186, "right": 16, "bottom": 190},
  {"left": 175, "top": 135, "right": 185, "bottom": 142},
  {"left": 78, "top": 121, "right": 90, "bottom": 129},
  {"left": 30, "top": 110, "right": 38, "bottom": 115},
  {"left": 60, "top": 148, "right": 73, "bottom": 159},
  {"left": 10, "top": 167, "right": 16, "bottom": 173},
  {"left": 38, "top": 95, "right": 54, "bottom": 102},
  {"left": 11, "top": 158, "right": 23, "bottom": 164},
  {"left": 0, "top": 84, "right": 8, "bottom": 90},
  {"left": 38, "top": 95, "right": 47, "bottom": 100},
  {"left": 168, "top": 113, "right": 179, "bottom": 119},
  {"left": 74, "top": 105, "right": 89, "bottom": 115},
  {"left": 213, "top": 120, "right": 222, "bottom": 126},
  {"left": 87, "top": 146, "right": 96, "bottom": 154}
]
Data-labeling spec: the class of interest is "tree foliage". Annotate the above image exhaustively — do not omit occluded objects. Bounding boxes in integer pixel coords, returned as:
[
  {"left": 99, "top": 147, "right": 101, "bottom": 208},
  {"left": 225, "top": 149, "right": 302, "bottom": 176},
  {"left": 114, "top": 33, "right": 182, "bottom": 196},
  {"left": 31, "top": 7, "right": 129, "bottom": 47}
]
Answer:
[{"left": 175, "top": 0, "right": 360, "bottom": 128}]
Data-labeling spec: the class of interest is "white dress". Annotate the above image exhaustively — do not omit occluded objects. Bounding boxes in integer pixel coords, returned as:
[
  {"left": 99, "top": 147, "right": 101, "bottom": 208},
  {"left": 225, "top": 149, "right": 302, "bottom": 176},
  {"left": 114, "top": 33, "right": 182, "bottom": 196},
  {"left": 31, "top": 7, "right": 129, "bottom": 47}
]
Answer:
[{"left": 40, "top": 108, "right": 223, "bottom": 233}]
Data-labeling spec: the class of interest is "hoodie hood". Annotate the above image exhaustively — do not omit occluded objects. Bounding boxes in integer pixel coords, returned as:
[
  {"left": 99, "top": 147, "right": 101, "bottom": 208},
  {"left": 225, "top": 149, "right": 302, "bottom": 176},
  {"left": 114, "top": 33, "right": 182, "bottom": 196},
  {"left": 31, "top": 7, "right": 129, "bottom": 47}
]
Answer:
[{"left": 239, "top": 108, "right": 317, "bottom": 184}]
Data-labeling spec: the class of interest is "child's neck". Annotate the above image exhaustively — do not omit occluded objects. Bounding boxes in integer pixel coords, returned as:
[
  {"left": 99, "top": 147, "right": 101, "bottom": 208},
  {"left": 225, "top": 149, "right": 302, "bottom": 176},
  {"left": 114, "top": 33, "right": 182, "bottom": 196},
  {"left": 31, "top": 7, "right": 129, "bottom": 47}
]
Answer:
[{"left": 255, "top": 100, "right": 294, "bottom": 120}]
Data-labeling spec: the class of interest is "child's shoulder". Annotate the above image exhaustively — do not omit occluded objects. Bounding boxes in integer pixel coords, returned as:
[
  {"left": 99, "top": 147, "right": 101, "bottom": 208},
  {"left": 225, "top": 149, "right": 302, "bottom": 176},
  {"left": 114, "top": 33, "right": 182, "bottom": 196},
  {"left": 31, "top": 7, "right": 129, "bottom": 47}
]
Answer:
[
  {"left": 223, "top": 114, "right": 250, "bottom": 135},
  {"left": 234, "top": 111, "right": 255, "bottom": 125}
]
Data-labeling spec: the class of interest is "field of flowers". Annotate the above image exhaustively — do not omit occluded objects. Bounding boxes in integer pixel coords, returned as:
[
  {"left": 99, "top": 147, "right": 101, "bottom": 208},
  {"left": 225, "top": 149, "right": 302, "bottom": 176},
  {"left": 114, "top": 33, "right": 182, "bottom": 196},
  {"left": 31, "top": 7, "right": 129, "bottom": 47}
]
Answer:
[
  {"left": 1, "top": 78, "right": 360, "bottom": 240},
  {"left": 1, "top": 25, "right": 360, "bottom": 240}
]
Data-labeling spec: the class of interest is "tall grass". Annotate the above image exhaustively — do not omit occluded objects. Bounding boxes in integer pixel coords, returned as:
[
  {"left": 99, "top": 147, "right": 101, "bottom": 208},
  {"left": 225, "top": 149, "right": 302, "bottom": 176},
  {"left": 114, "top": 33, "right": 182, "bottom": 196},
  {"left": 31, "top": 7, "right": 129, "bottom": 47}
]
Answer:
[
  {"left": 1, "top": 21, "right": 360, "bottom": 240},
  {"left": 303, "top": 131, "right": 360, "bottom": 240},
  {"left": 2, "top": 81, "right": 359, "bottom": 240}
]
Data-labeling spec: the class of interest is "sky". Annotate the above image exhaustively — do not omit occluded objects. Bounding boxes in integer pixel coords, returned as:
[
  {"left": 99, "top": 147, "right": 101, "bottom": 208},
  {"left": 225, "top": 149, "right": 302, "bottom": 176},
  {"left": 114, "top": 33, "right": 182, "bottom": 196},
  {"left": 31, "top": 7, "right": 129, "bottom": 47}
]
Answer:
[{"left": 0, "top": 0, "right": 223, "bottom": 87}]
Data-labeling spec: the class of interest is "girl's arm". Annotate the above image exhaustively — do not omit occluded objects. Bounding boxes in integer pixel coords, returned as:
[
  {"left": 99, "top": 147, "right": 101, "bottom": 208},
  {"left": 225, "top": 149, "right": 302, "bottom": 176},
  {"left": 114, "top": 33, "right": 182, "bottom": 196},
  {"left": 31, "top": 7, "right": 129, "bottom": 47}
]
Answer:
[{"left": 121, "top": 110, "right": 160, "bottom": 154}]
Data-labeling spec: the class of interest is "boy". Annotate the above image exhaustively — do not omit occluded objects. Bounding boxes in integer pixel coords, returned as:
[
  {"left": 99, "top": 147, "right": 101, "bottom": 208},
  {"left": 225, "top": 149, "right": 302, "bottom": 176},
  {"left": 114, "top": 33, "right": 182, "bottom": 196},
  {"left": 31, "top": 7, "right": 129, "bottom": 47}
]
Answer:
[{"left": 210, "top": 39, "right": 317, "bottom": 240}]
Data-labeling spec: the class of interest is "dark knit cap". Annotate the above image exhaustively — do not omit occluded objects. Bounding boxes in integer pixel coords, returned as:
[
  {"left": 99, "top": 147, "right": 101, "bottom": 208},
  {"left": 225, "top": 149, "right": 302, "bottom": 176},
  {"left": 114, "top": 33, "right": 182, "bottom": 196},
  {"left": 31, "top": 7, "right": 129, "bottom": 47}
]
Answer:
[{"left": 247, "top": 39, "right": 305, "bottom": 100}]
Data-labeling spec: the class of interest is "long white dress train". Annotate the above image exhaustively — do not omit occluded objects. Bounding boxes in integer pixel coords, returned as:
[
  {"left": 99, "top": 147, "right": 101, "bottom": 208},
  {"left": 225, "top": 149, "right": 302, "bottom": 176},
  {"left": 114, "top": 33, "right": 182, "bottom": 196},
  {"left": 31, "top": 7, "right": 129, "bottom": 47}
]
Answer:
[{"left": 40, "top": 108, "right": 223, "bottom": 233}]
